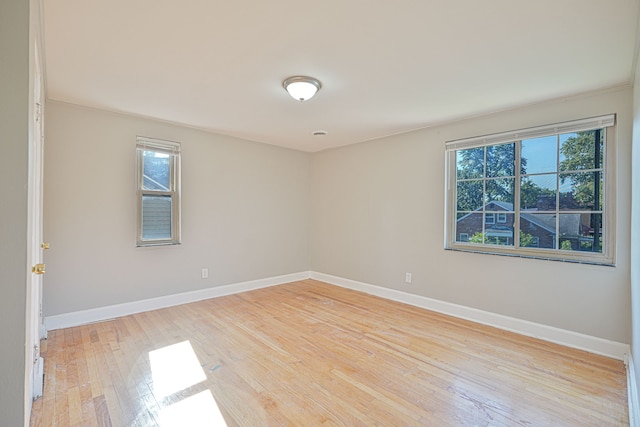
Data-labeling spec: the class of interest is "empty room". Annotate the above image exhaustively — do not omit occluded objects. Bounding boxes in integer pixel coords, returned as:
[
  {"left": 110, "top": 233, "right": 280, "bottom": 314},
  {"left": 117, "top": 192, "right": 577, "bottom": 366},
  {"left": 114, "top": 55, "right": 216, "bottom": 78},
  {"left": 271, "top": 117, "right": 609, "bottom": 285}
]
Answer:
[{"left": 3, "top": 0, "right": 640, "bottom": 426}]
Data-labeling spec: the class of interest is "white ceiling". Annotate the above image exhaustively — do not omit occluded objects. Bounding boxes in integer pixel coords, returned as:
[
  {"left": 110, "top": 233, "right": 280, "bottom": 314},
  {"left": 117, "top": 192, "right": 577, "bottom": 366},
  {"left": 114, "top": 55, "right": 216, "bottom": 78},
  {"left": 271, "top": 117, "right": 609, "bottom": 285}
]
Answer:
[{"left": 44, "top": 0, "right": 639, "bottom": 152}]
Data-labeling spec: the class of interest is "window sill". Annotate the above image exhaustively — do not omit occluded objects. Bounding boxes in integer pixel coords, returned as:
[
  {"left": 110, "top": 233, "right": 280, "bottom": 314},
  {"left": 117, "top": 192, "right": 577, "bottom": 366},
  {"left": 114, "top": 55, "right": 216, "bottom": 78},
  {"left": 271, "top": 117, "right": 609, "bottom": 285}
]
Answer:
[
  {"left": 445, "top": 245, "right": 615, "bottom": 267},
  {"left": 136, "top": 241, "right": 182, "bottom": 248}
]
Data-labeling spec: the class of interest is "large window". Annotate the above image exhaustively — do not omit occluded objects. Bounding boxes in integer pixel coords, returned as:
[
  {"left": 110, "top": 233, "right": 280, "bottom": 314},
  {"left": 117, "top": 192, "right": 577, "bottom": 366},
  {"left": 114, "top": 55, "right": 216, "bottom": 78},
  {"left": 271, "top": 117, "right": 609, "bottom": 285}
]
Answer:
[
  {"left": 445, "top": 115, "right": 615, "bottom": 265},
  {"left": 136, "top": 137, "right": 181, "bottom": 246}
]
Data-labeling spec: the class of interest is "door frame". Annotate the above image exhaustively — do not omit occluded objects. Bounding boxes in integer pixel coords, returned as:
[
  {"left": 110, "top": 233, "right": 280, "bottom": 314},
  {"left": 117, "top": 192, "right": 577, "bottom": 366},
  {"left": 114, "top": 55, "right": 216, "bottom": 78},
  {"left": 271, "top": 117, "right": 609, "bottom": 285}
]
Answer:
[{"left": 26, "top": 0, "right": 46, "bottom": 409}]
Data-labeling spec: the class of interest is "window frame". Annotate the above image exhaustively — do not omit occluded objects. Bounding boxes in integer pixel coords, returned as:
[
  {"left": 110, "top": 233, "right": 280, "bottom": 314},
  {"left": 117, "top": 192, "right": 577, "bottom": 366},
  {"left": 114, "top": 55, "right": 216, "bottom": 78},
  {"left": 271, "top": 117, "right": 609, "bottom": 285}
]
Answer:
[
  {"left": 136, "top": 136, "right": 181, "bottom": 247},
  {"left": 445, "top": 115, "right": 616, "bottom": 265}
]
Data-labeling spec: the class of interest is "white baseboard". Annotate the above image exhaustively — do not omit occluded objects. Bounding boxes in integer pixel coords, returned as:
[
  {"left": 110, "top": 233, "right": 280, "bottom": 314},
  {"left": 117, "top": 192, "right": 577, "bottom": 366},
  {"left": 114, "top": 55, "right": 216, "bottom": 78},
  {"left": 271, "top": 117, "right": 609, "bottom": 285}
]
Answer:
[
  {"left": 45, "top": 270, "right": 629, "bottom": 362},
  {"left": 33, "top": 357, "right": 44, "bottom": 400},
  {"left": 310, "top": 271, "right": 630, "bottom": 361},
  {"left": 629, "top": 355, "right": 640, "bottom": 427},
  {"left": 45, "top": 271, "right": 310, "bottom": 331}
]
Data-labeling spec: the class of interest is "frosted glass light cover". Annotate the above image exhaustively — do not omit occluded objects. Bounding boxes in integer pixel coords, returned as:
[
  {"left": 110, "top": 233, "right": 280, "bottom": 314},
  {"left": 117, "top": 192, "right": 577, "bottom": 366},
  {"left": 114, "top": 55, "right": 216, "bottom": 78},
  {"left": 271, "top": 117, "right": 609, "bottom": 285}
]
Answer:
[
  {"left": 283, "top": 76, "right": 321, "bottom": 101},
  {"left": 287, "top": 81, "right": 318, "bottom": 101}
]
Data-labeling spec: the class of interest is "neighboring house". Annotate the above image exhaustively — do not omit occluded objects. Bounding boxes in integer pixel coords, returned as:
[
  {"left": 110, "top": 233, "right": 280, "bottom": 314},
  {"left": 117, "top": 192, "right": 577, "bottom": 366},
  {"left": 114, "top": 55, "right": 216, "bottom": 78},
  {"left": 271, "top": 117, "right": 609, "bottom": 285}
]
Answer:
[{"left": 456, "top": 200, "right": 598, "bottom": 250}]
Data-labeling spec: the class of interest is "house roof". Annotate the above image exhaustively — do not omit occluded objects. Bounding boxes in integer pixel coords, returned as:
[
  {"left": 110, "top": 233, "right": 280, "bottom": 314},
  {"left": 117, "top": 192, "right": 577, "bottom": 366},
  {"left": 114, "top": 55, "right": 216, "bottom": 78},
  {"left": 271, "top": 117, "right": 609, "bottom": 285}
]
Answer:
[
  {"left": 143, "top": 176, "right": 169, "bottom": 192},
  {"left": 43, "top": 1, "right": 638, "bottom": 152},
  {"left": 457, "top": 200, "right": 557, "bottom": 235},
  {"left": 490, "top": 201, "right": 557, "bottom": 234}
]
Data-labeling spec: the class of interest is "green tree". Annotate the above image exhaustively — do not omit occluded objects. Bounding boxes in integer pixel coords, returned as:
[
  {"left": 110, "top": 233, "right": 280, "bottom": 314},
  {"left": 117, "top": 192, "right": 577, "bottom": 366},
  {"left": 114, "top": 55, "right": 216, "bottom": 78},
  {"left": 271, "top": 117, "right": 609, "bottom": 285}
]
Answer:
[
  {"left": 457, "top": 131, "right": 603, "bottom": 212},
  {"left": 469, "top": 231, "right": 536, "bottom": 247},
  {"left": 559, "top": 130, "right": 603, "bottom": 252},
  {"left": 456, "top": 143, "right": 522, "bottom": 211},
  {"left": 519, "top": 231, "right": 536, "bottom": 247},
  {"left": 520, "top": 179, "right": 555, "bottom": 209},
  {"left": 469, "top": 232, "right": 484, "bottom": 244},
  {"left": 559, "top": 130, "right": 603, "bottom": 172},
  {"left": 456, "top": 147, "right": 484, "bottom": 212},
  {"left": 559, "top": 130, "right": 603, "bottom": 208}
]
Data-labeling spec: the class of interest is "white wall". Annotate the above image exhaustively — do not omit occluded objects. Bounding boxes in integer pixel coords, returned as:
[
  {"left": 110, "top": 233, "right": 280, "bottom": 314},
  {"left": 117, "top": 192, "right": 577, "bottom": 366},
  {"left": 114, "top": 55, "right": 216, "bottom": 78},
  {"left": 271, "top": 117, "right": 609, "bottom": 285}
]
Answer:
[
  {"left": 0, "top": 0, "right": 29, "bottom": 425},
  {"left": 43, "top": 101, "right": 310, "bottom": 316},
  {"left": 44, "top": 85, "right": 633, "bottom": 346},
  {"left": 311, "top": 86, "right": 632, "bottom": 343}
]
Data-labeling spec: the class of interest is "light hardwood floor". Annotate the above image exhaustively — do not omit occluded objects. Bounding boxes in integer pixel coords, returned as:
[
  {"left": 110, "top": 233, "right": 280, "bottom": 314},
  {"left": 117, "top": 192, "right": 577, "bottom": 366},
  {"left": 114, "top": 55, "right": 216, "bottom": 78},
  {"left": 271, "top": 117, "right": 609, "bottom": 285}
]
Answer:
[{"left": 30, "top": 279, "right": 628, "bottom": 426}]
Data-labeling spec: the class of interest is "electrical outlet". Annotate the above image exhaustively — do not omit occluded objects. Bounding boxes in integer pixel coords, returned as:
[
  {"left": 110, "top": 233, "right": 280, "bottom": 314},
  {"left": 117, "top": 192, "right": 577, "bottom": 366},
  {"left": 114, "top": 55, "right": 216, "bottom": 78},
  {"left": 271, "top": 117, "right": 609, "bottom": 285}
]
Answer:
[
  {"left": 405, "top": 272, "right": 412, "bottom": 284},
  {"left": 201, "top": 268, "right": 209, "bottom": 279}
]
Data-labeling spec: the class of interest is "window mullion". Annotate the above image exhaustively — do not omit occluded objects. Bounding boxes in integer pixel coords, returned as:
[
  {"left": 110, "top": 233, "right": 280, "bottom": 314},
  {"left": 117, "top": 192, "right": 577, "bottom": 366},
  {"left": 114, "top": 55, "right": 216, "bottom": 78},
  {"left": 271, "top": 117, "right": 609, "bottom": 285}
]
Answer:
[
  {"left": 514, "top": 140, "right": 521, "bottom": 248},
  {"left": 482, "top": 147, "right": 487, "bottom": 244},
  {"left": 142, "top": 190, "right": 174, "bottom": 197},
  {"left": 555, "top": 134, "right": 561, "bottom": 250}
]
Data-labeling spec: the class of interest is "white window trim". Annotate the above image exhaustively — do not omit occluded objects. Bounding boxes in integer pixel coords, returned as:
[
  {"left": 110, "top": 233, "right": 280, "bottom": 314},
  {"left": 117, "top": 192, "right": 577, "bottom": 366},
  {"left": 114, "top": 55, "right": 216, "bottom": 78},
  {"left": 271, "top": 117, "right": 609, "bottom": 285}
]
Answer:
[
  {"left": 136, "top": 136, "right": 181, "bottom": 246},
  {"left": 444, "top": 115, "right": 616, "bottom": 266},
  {"left": 446, "top": 115, "right": 615, "bottom": 151},
  {"left": 497, "top": 212, "right": 507, "bottom": 223},
  {"left": 485, "top": 212, "right": 496, "bottom": 224}
]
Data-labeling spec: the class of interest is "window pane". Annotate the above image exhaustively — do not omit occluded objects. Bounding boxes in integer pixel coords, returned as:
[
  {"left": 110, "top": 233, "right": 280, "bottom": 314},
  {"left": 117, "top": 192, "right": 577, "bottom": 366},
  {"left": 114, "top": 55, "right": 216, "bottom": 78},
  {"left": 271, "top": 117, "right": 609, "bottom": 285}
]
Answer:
[
  {"left": 456, "top": 213, "right": 483, "bottom": 243},
  {"left": 457, "top": 147, "right": 484, "bottom": 179},
  {"left": 485, "top": 178, "right": 514, "bottom": 207},
  {"left": 142, "top": 195, "right": 172, "bottom": 240},
  {"left": 559, "top": 130, "right": 604, "bottom": 172},
  {"left": 143, "top": 151, "right": 171, "bottom": 190},
  {"left": 521, "top": 136, "right": 557, "bottom": 175},
  {"left": 520, "top": 175, "right": 557, "bottom": 210},
  {"left": 486, "top": 143, "right": 515, "bottom": 177},
  {"left": 456, "top": 180, "right": 483, "bottom": 212},
  {"left": 519, "top": 213, "right": 556, "bottom": 249},
  {"left": 484, "top": 212, "right": 514, "bottom": 246},
  {"left": 583, "top": 213, "right": 603, "bottom": 253},
  {"left": 558, "top": 213, "right": 602, "bottom": 253},
  {"left": 560, "top": 214, "right": 603, "bottom": 252},
  {"left": 559, "top": 172, "right": 603, "bottom": 211}
]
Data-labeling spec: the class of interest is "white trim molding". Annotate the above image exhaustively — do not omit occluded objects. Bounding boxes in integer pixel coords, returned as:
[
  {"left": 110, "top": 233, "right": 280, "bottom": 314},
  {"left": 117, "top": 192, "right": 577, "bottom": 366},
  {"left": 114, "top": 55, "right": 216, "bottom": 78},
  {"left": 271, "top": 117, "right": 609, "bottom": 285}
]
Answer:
[
  {"left": 46, "top": 270, "right": 629, "bottom": 362},
  {"left": 310, "top": 272, "right": 630, "bottom": 361},
  {"left": 45, "top": 271, "right": 310, "bottom": 331},
  {"left": 629, "top": 354, "right": 640, "bottom": 427}
]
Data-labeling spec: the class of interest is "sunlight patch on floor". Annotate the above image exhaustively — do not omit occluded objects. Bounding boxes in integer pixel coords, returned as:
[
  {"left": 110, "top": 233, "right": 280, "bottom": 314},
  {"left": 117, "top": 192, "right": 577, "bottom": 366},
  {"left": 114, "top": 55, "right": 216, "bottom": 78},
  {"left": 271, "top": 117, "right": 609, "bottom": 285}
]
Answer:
[
  {"left": 149, "top": 340, "right": 207, "bottom": 399},
  {"left": 160, "top": 390, "right": 227, "bottom": 427},
  {"left": 149, "top": 340, "right": 227, "bottom": 426}
]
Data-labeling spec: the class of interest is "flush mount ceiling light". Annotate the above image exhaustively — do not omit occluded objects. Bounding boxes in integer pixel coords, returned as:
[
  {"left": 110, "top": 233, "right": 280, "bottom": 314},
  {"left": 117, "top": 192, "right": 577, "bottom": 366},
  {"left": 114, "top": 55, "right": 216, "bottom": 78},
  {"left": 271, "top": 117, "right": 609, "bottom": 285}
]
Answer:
[{"left": 283, "top": 76, "right": 322, "bottom": 101}]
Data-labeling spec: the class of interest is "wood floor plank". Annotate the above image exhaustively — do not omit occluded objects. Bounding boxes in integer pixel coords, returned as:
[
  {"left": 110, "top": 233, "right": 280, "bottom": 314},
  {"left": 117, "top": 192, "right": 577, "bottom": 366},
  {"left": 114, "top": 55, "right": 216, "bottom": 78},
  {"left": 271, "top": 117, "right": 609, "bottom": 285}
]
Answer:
[
  {"left": 93, "top": 394, "right": 113, "bottom": 427},
  {"left": 30, "top": 279, "right": 629, "bottom": 426}
]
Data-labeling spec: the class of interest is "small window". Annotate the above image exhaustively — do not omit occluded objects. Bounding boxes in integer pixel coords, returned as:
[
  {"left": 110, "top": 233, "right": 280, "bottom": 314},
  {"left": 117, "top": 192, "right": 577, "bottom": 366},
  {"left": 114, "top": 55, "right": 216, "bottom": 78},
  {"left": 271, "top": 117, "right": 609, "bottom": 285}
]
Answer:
[
  {"left": 446, "top": 115, "right": 615, "bottom": 265},
  {"left": 459, "top": 233, "right": 469, "bottom": 242},
  {"left": 531, "top": 237, "right": 540, "bottom": 248},
  {"left": 136, "top": 137, "right": 181, "bottom": 246}
]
